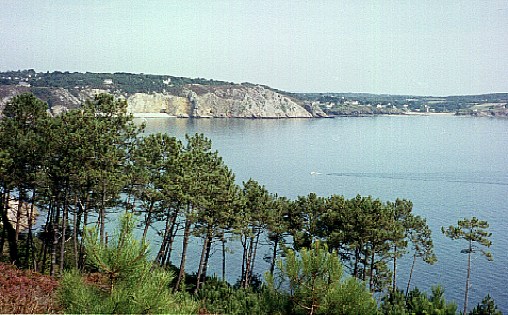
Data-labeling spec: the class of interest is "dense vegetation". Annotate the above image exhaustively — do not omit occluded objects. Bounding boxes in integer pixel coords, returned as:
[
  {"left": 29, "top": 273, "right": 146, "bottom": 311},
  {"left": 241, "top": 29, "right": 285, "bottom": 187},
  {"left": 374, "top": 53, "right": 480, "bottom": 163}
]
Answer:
[
  {"left": 0, "top": 93, "right": 501, "bottom": 314},
  {"left": 0, "top": 69, "right": 233, "bottom": 94}
]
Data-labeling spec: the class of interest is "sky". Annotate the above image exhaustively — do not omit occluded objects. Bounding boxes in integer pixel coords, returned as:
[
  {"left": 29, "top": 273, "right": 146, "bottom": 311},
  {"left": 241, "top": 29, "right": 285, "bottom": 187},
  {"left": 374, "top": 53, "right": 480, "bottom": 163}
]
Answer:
[{"left": 1, "top": 0, "right": 507, "bottom": 96}]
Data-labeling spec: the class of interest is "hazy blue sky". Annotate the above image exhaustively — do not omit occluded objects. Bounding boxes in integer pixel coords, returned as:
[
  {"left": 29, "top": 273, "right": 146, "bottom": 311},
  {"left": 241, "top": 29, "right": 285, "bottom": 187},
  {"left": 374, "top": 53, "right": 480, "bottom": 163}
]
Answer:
[{"left": 1, "top": 1, "right": 507, "bottom": 95}]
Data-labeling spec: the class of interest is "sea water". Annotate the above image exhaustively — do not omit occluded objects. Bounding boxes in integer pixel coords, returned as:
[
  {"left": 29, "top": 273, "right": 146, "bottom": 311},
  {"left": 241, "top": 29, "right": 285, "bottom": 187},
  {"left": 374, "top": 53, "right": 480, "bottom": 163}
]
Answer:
[{"left": 137, "top": 115, "right": 508, "bottom": 311}]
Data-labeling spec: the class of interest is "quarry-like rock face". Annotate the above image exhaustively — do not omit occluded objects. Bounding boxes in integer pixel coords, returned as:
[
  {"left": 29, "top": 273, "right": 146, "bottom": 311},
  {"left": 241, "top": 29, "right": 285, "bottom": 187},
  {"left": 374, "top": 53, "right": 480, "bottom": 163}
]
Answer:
[{"left": 0, "top": 84, "right": 321, "bottom": 118}]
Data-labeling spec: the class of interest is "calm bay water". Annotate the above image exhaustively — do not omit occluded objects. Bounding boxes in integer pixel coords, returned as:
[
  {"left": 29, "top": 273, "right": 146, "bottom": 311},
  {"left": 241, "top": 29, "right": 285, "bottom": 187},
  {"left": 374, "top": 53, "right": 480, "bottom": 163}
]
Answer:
[{"left": 137, "top": 115, "right": 508, "bottom": 311}]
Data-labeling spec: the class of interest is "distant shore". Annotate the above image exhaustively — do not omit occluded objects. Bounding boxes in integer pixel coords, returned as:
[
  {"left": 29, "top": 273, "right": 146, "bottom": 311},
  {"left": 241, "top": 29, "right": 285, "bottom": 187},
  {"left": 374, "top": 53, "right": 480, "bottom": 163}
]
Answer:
[
  {"left": 131, "top": 113, "right": 177, "bottom": 118},
  {"left": 403, "top": 111, "right": 456, "bottom": 116},
  {"left": 131, "top": 112, "right": 457, "bottom": 119}
]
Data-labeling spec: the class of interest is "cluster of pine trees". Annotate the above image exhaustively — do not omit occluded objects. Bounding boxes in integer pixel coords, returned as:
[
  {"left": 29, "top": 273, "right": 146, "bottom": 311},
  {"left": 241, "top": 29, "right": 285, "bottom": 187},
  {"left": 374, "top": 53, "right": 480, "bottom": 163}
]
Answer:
[{"left": 0, "top": 93, "right": 500, "bottom": 314}]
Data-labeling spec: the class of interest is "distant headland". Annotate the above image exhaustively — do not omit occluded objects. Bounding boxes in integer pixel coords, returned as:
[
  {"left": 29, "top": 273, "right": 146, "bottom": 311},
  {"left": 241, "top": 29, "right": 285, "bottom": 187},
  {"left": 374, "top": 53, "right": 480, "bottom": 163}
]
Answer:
[{"left": 1, "top": 70, "right": 507, "bottom": 118}]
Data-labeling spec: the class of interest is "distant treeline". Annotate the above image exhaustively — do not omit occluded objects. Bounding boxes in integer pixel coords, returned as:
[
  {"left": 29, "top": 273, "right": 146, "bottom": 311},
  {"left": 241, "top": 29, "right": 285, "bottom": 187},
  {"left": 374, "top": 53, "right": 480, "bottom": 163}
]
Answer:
[
  {"left": 292, "top": 92, "right": 508, "bottom": 112},
  {"left": 0, "top": 69, "right": 233, "bottom": 94}
]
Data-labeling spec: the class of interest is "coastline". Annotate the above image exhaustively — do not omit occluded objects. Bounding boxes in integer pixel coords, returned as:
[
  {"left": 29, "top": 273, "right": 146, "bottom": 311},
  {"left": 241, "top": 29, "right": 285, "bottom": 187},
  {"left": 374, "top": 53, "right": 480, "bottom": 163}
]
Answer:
[
  {"left": 130, "top": 112, "right": 177, "bottom": 118},
  {"left": 403, "top": 111, "right": 456, "bottom": 116},
  {"left": 129, "top": 111, "right": 465, "bottom": 119}
]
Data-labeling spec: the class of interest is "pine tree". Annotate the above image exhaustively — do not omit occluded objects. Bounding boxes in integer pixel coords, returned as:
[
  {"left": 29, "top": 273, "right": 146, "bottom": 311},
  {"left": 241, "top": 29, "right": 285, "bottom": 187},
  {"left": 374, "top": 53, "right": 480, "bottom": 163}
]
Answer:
[
  {"left": 238, "top": 179, "right": 273, "bottom": 288},
  {"left": 0, "top": 93, "right": 50, "bottom": 267},
  {"left": 58, "top": 213, "right": 198, "bottom": 314},
  {"left": 469, "top": 295, "right": 502, "bottom": 315},
  {"left": 267, "top": 241, "right": 377, "bottom": 315},
  {"left": 266, "top": 195, "right": 290, "bottom": 276},
  {"left": 442, "top": 217, "right": 493, "bottom": 315},
  {"left": 405, "top": 215, "right": 436, "bottom": 296}
]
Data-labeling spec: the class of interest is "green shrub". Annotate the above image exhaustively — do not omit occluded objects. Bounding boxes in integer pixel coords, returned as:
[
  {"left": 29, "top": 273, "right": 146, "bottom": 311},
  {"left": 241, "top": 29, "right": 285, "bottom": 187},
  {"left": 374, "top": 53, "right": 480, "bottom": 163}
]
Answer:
[{"left": 58, "top": 213, "right": 197, "bottom": 314}]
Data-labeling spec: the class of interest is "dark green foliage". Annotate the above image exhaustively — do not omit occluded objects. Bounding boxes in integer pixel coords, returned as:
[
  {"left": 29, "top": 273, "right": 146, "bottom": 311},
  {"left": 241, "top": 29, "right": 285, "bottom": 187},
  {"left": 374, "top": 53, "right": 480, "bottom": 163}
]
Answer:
[
  {"left": 307, "top": 195, "right": 419, "bottom": 292},
  {"left": 237, "top": 179, "right": 276, "bottom": 288},
  {"left": 381, "top": 287, "right": 457, "bottom": 315},
  {"left": 58, "top": 213, "right": 197, "bottom": 314},
  {"left": 0, "top": 70, "right": 232, "bottom": 94},
  {"left": 469, "top": 295, "right": 502, "bottom": 315},
  {"left": 197, "top": 277, "right": 286, "bottom": 315},
  {"left": 267, "top": 241, "right": 377, "bottom": 315},
  {"left": 0, "top": 93, "right": 50, "bottom": 267}
]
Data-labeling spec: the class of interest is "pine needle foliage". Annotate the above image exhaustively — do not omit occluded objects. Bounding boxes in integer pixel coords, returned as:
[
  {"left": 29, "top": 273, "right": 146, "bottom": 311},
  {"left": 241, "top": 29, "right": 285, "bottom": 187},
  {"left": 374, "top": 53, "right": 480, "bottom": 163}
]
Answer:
[
  {"left": 380, "top": 286, "right": 457, "bottom": 315},
  {"left": 267, "top": 241, "right": 377, "bottom": 315},
  {"left": 469, "top": 295, "right": 502, "bottom": 315},
  {"left": 442, "top": 217, "right": 493, "bottom": 315},
  {"left": 58, "top": 213, "right": 197, "bottom": 314}
]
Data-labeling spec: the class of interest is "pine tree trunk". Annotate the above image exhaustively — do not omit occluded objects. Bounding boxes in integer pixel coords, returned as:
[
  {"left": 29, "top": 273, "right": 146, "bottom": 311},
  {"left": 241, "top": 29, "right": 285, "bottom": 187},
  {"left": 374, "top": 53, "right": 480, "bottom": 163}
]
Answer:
[
  {"left": 0, "top": 220, "right": 4, "bottom": 259},
  {"left": 14, "top": 187, "right": 25, "bottom": 243},
  {"left": 50, "top": 203, "right": 61, "bottom": 277},
  {"left": 243, "top": 237, "right": 253, "bottom": 288},
  {"left": 99, "top": 183, "right": 106, "bottom": 244},
  {"left": 221, "top": 233, "right": 226, "bottom": 281},
  {"left": 72, "top": 196, "right": 80, "bottom": 269},
  {"left": 248, "top": 230, "right": 261, "bottom": 285},
  {"left": 369, "top": 248, "right": 375, "bottom": 291},
  {"left": 163, "top": 219, "right": 179, "bottom": 267},
  {"left": 59, "top": 188, "right": 69, "bottom": 275},
  {"left": 155, "top": 211, "right": 172, "bottom": 266},
  {"left": 406, "top": 253, "right": 417, "bottom": 297},
  {"left": 78, "top": 194, "right": 90, "bottom": 269},
  {"left": 155, "top": 207, "right": 179, "bottom": 267},
  {"left": 392, "top": 245, "right": 397, "bottom": 292},
  {"left": 26, "top": 188, "right": 37, "bottom": 270},
  {"left": 195, "top": 230, "right": 211, "bottom": 292},
  {"left": 0, "top": 191, "right": 5, "bottom": 256},
  {"left": 240, "top": 235, "right": 248, "bottom": 288},
  {"left": 269, "top": 235, "right": 279, "bottom": 275},
  {"left": 362, "top": 250, "right": 368, "bottom": 282},
  {"left": 142, "top": 199, "right": 155, "bottom": 242},
  {"left": 0, "top": 223, "right": 5, "bottom": 259},
  {"left": 174, "top": 217, "right": 191, "bottom": 292},
  {"left": 243, "top": 234, "right": 255, "bottom": 288},
  {"left": 199, "top": 233, "right": 213, "bottom": 289},
  {"left": 40, "top": 201, "right": 53, "bottom": 274},
  {"left": 353, "top": 246, "right": 360, "bottom": 279},
  {"left": 0, "top": 190, "right": 5, "bottom": 256},
  {"left": 463, "top": 240, "right": 472, "bottom": 315}
]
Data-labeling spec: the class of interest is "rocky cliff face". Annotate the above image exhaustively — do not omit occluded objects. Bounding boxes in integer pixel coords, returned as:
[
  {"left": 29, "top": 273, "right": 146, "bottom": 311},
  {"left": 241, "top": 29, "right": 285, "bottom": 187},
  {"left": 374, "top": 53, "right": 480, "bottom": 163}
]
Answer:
[
  {"left": 183, "top": 85, "right": 313, "bottom": 118},
  {"left": 0, "top": 83, "right": 322, "bottom": 118}
]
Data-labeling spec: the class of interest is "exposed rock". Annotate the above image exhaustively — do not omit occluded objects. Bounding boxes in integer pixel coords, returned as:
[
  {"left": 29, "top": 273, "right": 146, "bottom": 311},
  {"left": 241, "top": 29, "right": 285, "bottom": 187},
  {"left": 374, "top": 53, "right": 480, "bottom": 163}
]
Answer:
[
  {"left": 50, "top": 88, "right": 80, "bottom": 108},
  {"left": 304, "top": 101, "right": 328, "bottom": 117},
  {"left": 0, "top": 83, "right": 318, "bottom": 118},
  {"left": 127, "top": 93, "right": 170, "bottom": 113},
  {"left": 183, "top": 85, "right": 313, "bottom": 118},
  {"left": 1, "top": 199, "right": 39, "bottom": 232},
  {"left": 50, "top": 104, "right": 69, "bottom": 116},
  {"left": 76, "top": 88, "right": 110, "bottom": 104}
]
